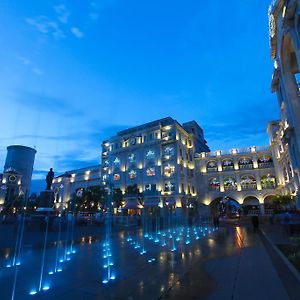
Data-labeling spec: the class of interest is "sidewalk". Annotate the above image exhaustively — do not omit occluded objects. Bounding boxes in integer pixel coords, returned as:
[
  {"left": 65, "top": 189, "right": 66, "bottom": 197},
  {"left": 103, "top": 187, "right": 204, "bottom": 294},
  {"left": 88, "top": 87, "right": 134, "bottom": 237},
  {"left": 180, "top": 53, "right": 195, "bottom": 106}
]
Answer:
[{"left": 163, "top": 226, "right": 292, "bottom": 300}]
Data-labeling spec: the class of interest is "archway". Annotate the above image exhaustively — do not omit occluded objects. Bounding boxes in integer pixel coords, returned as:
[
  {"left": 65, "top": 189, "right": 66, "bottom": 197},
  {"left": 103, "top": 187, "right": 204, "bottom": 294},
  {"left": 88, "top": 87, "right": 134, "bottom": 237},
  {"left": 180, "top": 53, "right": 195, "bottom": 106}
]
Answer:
[
  {"left": 264, "top": 195, "right": 278, "bottom": 212},
  {"left": 243, "top": 196, "right": 260, "bottom": 215},
  {"left": 210, "top": 196, "right": 241, "bottom": 218}
]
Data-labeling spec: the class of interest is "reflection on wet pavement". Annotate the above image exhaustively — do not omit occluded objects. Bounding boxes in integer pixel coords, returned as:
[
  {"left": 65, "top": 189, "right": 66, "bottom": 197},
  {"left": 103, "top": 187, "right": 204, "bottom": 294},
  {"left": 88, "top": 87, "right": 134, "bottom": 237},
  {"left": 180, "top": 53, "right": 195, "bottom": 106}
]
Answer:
[{"left": 0, "top": 226, "right": 266, "bottom": 300}]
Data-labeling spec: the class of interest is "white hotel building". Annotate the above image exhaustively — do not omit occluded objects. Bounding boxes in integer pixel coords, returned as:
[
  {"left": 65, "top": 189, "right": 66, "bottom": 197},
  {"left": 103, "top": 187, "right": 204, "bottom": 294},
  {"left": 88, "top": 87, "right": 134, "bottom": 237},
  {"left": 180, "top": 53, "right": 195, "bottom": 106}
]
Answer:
[{"left": 101, "top": 117, "right": 209, "bottom": 209}]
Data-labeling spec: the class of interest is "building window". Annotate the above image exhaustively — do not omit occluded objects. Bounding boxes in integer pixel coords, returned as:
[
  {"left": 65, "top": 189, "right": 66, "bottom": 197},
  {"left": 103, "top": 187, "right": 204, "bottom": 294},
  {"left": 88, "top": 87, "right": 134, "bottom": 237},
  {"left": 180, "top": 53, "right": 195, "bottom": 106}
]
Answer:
[
  {"left": 113, "top": 174, "right": 120, "bottom": 181},
  {"left": 209, "top": 177, "right": 220, "bottom": 191},
  {"left": 163, "top": 164, "right": 175, "bottom": 177},
  {"left": 163, "top": 146, "right": 175, "bottom": 159},
  {"left": 261, "top": 174, "right": 276, "bottom": 189},
  {"left": 145, "top": 183, "right": 156, "bottom": 194},
  {"left": 207, "top": 160, "right": 217, "bottom": 172},
  {"left": 222, "top": 159, "right": 234, "bottom": 170},
  {"left": 224, "top": 177, "right": 237, "bottom": 190},
  {"left": 146, "top": 167, "right": 155, "bottom": 176},
  {"left": 149, "top": 133, "right": 153, "bottom": 141},
  {"left": 240, "top": 175, "right": 257, "bottom": 190},
  {"left": 164, "top": 181, "right": 175, "bottom": 192},
  {"left": 128, "top": 170, "right": 137, "bottom": 179},
  {"left": 113, "top": 157, "right": 121, "bottom": 166},
  {"left": 128, "top": 153, "right": 136, "bottom": 163},
  {"left": 146, "top": 150, "right": 155, "bottom": 160},
  {"left": 181, "top": 183, "right": 185, "bottom": 193},
  {"left": 258, "top": 156, "right": 273, "bottom": 168},
  {"left": 238, "top": 157, "right": 253, "bottom": 169}
]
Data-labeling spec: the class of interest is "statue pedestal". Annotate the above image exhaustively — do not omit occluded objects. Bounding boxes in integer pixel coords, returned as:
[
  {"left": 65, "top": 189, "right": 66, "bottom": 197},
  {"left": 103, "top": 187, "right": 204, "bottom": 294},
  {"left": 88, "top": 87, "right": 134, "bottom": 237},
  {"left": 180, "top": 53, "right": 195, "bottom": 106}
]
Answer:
[{"left": 38, "top": 190, "right": 55, "bottom": 208}]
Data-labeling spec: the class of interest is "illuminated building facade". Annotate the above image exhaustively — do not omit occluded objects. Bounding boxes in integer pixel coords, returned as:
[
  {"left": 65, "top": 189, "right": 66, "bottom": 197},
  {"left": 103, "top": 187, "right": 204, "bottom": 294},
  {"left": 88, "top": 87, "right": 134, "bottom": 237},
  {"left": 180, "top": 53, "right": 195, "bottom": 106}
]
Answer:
[
  {"left": 195, "top": 146, "right": 278, "bottom": 213},
  {"left": 269, "top": 0, "right": 300, "bottom": 207},
  {"left": 101, "top": 117, "right": 209, "bottom": 209},
  {"left": 52, "top": 165, "right": 101, "bottom": 210}
]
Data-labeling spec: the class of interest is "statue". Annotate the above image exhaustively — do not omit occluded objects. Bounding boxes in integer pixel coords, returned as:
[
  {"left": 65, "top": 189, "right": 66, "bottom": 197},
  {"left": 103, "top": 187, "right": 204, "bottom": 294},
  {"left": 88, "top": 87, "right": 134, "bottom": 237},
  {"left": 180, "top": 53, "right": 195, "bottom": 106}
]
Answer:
[{"left": 46, "top": 168, "right": 54, "bottom": 190}]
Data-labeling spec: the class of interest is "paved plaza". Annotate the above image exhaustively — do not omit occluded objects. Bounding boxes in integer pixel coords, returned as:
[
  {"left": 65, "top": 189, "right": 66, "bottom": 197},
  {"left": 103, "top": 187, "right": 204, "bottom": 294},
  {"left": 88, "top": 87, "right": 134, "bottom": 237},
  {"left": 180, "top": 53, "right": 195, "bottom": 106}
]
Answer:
[{"left": 1, "top": 222, "right": 298, "bottom": 300}]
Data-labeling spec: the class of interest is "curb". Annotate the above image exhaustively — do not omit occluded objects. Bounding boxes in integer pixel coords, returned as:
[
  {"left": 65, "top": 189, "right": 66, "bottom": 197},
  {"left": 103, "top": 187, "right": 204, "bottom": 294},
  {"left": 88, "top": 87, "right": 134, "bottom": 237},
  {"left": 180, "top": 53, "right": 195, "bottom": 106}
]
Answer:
[{"left": 260, "top": 229, "right": 300, "bottom": 284}]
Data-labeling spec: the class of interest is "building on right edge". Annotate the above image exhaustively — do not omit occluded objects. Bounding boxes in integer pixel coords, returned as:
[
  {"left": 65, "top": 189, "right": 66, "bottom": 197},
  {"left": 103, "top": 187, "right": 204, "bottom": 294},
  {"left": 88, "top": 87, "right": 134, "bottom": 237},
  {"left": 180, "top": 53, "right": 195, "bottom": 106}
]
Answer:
[{"left": 269, "top": 0, "right": 300, "bottom": 207}]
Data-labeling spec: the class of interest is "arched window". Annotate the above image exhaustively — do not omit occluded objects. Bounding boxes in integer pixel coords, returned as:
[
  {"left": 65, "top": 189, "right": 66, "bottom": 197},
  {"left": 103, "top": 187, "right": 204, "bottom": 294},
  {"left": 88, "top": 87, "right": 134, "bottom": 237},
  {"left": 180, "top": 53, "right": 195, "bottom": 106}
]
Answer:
[
  {"left": 238, "top": 157, "right": 253, "bottom": 169},
  {"left": 240, "top": 175, "right": 257, "bottom": 190},
  {"left": 209, "top": 177, "right": 220, "bottom": 191},
  {"left": 261, "top": 174, "right": 276, "bottom": 189},
  {"left": 222, "top": 159, "right": 234, "bottom": 171},
  {"left": 223, "top": 177, "right": 237, "bottom": 190},
  {"left": 207, "top": 160, "right": 217, "bottom": 172},
  {"left": 258, "top": 155, "right": 273, "bottom": 168}
]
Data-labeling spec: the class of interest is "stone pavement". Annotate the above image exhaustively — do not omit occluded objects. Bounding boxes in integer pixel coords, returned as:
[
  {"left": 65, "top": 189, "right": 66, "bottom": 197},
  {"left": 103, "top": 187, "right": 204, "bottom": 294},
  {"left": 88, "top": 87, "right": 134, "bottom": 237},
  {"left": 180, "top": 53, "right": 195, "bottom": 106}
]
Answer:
[
  {"left": 0, "top": 224, "right": 298, "bottom": 299},
  {"left": 164, "top": 226, "right": 291, "bottom": 300}
]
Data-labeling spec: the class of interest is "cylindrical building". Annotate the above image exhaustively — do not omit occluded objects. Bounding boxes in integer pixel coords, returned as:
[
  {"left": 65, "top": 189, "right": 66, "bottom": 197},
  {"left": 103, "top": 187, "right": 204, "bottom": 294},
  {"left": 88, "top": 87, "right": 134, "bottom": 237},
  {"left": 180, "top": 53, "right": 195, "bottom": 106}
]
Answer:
[{"left": 4, "top": 145, "right": 37, "bottom": 197}]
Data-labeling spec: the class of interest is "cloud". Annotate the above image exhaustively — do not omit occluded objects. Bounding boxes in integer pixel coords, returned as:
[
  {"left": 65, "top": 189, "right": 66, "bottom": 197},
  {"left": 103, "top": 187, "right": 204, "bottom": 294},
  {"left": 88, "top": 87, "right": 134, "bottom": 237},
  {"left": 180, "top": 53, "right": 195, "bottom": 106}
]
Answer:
[
  {"left": 12, "top": 90, "right": 79, "bottom": 116},
  {"left": 32, "top": 68, "right": 43, "bottom": 76},
  {"left": 25, "top": 15, "right": 65, "bottom": 39},
  {"left": 17, "top": 55, "right": 31, "bottom": 65},
  {"left": 71, "top": 27, "right": 84, "bottom": 38},
  {"left": 54, "top": 4, "right": 70, "bottom": 24},
  {"left": 16, "top": 55, "right": 44, "bottom": 76}
]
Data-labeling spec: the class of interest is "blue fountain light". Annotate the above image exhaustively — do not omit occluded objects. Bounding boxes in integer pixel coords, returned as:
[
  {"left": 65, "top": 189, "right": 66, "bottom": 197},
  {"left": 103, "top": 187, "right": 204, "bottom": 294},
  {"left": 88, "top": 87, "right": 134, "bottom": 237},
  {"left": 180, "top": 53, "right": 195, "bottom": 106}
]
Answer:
[
  {"left": 48, "top": 271, "right": 54, "bottom": 275},
  {"left": 110, "top": 275, "right": 116, "bottom": 280},
  {"left": 42, "top": 285, "right": 50, "bottom": 291},
  {"left": 29, "top": 290, "right": 37, "bottom": 295},
  {"left": 15, "top": 261, "right": 21, "bottom": 266},
  {"left": 6, "top": 264, "right": 11, "bottom": 268},
  {"left": 102, "top": 279, "right": 108, "bottom": 284},
  {"left": 59, "top": 259, "right": 64, "bottom": 263},
  {"left": 57, "top": 268, "right": 62, "bottom": 272}
]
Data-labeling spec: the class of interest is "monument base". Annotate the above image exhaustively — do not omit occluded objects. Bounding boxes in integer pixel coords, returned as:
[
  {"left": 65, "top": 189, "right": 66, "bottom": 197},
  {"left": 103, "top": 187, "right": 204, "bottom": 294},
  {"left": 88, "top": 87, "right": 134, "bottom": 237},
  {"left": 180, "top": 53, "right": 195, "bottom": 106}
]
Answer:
[{"left": 38, "top": 190, "right": 55, "bottom": 208}]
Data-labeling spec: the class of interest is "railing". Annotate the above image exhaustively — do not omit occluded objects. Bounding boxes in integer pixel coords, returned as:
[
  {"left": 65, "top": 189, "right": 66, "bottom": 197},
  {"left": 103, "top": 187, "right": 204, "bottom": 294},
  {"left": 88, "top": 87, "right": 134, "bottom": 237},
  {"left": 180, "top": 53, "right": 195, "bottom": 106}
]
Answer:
[
  {"left": 223, "top": 165, "right": 234, "bottom": 171},
  {"left": 224, "top": 185, "right": 237, "bottom": 191},
  {"left": 258, "top": 162, "right": 274, "bottom": 169},
  {"left": 239, "top": 164, "right": 253, "bottom": 170},
  {"left": 261, "top": 183, "right": 276, "bottom": 189},
  {"left": 209, "top": 186, "right": 220, "bottom": 191},
  {"left": 207, "top": 167, "right": 218, "bottom": 172},
  {"left": 199, "top": 145, "right": 270, "bottom": 158},
  {"left": 241, "top": 184, "right": 257, "bottom": 190}
]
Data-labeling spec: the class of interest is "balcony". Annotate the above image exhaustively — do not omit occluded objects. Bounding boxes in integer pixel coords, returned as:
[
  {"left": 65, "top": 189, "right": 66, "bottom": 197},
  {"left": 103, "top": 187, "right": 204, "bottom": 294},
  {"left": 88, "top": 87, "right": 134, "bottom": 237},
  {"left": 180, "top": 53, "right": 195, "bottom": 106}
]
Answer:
[
  {"left": 207, "top": 167, "right": 218, "bottom": 172},
  {"left": 209, "top": 186, "right": 220, "bottom": 191},
  {"left": 258, "top": 162, "right": 273, "bottom": 169},
  {"left": 261, "top": 183, "right": 276, "bottom": 189},
  {"left": 241, "top": 183, "right": 257, "bottom": 190},
  {"left": 239, "top": 164, "right": 253, "bottom": 170},
  {"left": 224, "top": 185, "right": 237, "bottom": 191},
  {"left": 222, "top": 165, "right": 234, "bottom": 171}
]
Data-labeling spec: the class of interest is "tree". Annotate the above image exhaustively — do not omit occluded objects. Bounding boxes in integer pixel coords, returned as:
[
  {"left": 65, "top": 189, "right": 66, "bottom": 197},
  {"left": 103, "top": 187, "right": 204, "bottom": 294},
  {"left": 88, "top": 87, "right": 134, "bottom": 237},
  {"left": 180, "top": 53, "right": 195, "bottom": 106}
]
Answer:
[{"left": 68, "top": 186, "right": 106, "bottom": 213}]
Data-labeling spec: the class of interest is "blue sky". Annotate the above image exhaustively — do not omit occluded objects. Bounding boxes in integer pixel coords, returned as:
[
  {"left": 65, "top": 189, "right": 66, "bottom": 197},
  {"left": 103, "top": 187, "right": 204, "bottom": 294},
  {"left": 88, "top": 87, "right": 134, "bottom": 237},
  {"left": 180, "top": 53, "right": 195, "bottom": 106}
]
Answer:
[{"left": 0, "top": 0, "right": 278, "bottom": 191}]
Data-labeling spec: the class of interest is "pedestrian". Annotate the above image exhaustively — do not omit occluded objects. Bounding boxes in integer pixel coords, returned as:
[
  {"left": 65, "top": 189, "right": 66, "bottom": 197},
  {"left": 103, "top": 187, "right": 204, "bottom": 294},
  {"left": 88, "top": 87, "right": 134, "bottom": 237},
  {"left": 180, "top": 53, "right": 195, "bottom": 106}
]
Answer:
[{"left": 251, "top": 215, "right": 259, "bottom": 232}]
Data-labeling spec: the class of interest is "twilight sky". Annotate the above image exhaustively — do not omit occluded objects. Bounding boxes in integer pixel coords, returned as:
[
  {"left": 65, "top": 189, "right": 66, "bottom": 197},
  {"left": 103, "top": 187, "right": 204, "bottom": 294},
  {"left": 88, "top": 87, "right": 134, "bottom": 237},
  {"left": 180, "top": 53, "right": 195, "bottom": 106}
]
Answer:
[{"left": 0, "top": 0, "right": 278, "bottom": 189}]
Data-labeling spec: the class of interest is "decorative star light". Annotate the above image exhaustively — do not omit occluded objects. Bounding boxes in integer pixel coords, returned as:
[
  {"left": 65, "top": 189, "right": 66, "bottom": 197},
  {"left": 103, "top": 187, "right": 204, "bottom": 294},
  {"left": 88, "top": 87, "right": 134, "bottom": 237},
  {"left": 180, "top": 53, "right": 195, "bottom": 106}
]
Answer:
[{"left": 114, "top": 157, "right": 120, "bottom": 165}]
